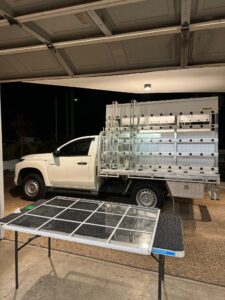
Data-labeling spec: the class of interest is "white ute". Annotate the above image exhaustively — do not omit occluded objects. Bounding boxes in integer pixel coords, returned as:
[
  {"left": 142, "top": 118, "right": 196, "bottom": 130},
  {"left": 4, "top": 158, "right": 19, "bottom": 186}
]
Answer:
[{"left": 15, "top": 97, "right": 220, "bottom": 208}]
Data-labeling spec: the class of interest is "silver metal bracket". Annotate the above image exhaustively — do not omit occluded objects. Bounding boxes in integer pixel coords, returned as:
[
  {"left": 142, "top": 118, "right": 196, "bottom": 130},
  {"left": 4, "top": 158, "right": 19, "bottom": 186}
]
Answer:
[{"left": 208, "top": 186, "right": 220, "bottom": 200}]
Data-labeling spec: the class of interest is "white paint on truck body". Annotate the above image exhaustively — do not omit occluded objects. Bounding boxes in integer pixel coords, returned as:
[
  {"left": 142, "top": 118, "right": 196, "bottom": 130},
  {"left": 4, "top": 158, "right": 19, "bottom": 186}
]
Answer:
[{"left": 15, "top": 135, "right": 100, "bottom": 191}]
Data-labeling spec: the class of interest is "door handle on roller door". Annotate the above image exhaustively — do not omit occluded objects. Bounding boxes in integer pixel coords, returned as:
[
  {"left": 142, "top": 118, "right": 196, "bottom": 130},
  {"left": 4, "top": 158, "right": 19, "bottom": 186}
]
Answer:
[{"left": 77, "top": 162, "right": 87, "bottom": 165}]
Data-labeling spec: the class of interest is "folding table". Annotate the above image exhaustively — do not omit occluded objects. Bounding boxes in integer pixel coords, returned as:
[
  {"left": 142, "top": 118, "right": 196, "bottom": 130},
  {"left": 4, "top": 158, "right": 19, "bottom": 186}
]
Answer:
[{"left": 0, "top": 196, "right": 184, "bottom": 300}]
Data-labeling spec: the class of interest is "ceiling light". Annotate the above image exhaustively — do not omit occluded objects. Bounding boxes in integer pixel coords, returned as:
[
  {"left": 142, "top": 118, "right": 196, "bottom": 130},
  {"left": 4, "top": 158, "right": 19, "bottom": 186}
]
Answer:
[{"left": 144, "top": 84, "right": 151, "bottom": 91}]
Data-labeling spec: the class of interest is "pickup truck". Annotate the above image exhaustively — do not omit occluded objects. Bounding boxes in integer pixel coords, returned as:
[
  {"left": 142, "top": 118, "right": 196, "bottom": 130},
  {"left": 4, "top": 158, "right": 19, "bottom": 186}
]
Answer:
[
  {"left": 14, "top": 97, "right": 220, "bottom": 208},
  {"left": 15, "top": 135, "right": 165, "bottom": 208}
]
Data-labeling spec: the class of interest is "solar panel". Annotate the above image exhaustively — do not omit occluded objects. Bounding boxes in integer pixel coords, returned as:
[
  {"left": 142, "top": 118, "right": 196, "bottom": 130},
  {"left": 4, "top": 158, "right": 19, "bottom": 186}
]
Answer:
[{"left": 0, "top": 196, "right": 160, "bottom": 255}]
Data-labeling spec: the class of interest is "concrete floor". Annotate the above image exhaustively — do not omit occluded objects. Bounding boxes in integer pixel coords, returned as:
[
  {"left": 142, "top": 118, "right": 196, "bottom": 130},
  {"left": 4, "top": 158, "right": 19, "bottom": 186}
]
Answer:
[
  {"left": 2, "top": 172, "right": 225, "bottom": 290},
  {"left": 1, "top": 240, "right": 225, "bottom": 300}
]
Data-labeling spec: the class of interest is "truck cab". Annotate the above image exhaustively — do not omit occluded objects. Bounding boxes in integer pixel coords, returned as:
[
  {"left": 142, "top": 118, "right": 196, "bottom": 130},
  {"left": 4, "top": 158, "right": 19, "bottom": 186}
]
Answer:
[{"left": 15, "top": 136, "right": 101, "bottom": 200}]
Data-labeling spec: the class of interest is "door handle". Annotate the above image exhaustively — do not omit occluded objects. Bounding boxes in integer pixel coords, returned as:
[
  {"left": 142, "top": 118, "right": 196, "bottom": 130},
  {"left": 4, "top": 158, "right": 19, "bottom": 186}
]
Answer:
[{"left": 77, "top": 162, "right": 87, "bottom": 165}]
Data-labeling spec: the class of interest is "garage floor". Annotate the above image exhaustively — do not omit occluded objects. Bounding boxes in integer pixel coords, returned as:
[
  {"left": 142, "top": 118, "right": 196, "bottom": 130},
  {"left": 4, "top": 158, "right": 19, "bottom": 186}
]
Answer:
[
  {"left": 1, "top": 240, "right": 225, "bottom": 300},
  {"left": 2, "top": 172, "right": 225, "bottom": 290}
]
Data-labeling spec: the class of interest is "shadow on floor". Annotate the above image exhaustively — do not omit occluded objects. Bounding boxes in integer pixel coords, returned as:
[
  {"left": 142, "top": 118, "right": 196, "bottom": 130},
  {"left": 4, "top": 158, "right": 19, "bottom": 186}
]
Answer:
[
  {"left": 177, "top": 203, "right": 211, "bottom": 222},
  {"left": 9, "top": 186, "right": 22, "bottom": 198},
  {"left": 162, "top": 198, "right": 212, "bottom": 235},
  {"left": 19, "top": 270, "right": 134, "bottom": 300}
]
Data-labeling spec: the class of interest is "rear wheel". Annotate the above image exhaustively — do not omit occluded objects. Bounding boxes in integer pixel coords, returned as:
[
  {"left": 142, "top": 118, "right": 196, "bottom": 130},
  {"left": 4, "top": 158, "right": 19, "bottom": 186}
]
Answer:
[
  {"left": 22, "top": 173, "right": 46, "bottom": 201},
  {"left": 131, "top": 183, "right": 164, "bottom": 208}
]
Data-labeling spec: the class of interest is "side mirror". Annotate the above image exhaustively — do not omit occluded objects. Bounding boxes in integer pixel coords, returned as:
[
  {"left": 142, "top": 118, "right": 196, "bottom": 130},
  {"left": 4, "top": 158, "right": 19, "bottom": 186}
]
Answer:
[{"left": 53, "top": 149, "right": 60, "bottom": 157}]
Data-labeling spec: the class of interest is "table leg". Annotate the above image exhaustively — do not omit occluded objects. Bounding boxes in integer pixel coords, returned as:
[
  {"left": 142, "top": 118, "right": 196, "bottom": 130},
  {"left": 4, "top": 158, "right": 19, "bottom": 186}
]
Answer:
[
  {"left": 15, "top": 231, "right": 18, "bottom": 289},
  {"left": 158, "top": 255, "right": 164, "bottom": 300},
  {"left": 48, "top": 237, "right": 51, "bottom": 258},
  {"left": 162, "top": 255, "right": 165, "bottom": 281}
]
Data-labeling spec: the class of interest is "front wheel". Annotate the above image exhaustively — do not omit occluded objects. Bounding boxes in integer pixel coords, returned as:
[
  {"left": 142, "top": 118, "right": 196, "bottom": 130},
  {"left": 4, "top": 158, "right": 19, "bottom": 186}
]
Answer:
[
  {"left": 22, "top": 173, "right": 46, "bottom": 201},
  {"left": 131, "top": 183, "right": 164, "bottom": 208}
]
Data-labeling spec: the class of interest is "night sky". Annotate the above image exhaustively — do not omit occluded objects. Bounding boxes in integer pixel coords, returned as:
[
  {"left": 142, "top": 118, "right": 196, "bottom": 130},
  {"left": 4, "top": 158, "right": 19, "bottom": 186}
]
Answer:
[{"left": 1, "top": 82, "right": 225, "bottom": 149}]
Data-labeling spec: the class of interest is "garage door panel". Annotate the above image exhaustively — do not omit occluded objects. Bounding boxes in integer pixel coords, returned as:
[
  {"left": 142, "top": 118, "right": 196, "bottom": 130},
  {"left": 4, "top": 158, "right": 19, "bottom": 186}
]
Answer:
[
  {"left": 32, "top": 13, "right": 102, "bottom": 42},
  {"left": 61, "top": 44, "right": 115, "bottom": 73},
  {"left": 0, "top": 51, "right": 66, "bottom": 80},
  {"left": 3, "top": 0, "right": 87, "bottom": 16},
  {"left": 61, "top": 42, "right": 134, "bottom": 73},
  {"left": 0, "top": 25, "right": 39, "bottom": 49},
  {"left": 61, "top": 34, "right": 180, "bottom": 74},
  {"left": 190, "top": 28, "right": 225, "bottom": 64},
  {"left": 123, "top": 35, "right": 180, "bottom": 67},
  {"left": 97, "top": 0, "right": 180, "bottom": 33},
  {"left": 191, "top": 0, "right": 225, "bottom": 21}
]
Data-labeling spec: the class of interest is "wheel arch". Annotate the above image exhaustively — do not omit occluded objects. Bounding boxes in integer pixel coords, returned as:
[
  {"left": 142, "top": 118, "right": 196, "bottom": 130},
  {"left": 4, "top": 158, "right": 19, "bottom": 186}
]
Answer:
[
  {"left": 128, "top": 179, "right": 167, "bottom": 194},
  {"left": 22, "top": 172, "right": 46, "bottom": 201},
  {"left": 18, "top": 168, "right": 45, "bottom": 186},
  {"left": 129, "top": 179, "right": 167, "bottom": 208}
]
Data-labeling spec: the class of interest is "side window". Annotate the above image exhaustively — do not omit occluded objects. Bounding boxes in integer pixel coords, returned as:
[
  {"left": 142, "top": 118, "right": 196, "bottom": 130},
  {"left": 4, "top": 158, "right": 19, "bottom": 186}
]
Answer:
[{"left": 60, "top": 138, "right": 93, "bottom": 156}]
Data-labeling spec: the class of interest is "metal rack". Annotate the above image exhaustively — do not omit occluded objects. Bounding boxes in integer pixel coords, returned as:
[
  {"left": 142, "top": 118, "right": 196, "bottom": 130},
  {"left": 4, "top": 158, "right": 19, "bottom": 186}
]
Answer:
[{"left": 99, "top": 98, "right": 219, "bottom": 185}]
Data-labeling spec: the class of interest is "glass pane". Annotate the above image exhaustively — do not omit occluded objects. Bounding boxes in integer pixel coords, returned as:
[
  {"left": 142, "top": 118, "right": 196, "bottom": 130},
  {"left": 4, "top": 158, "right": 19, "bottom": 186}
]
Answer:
[
  {"left": 47, "top": 198, "right": 75, "bottom": 207},
  {"left": 28, "top": 205, "right": 64, "bottom": 217},
  {"left": 119, "top": 216, "right": 154, "bottom": 232},
  {"left": 41, "top": 219, "right": 80, "bottom": 234},
  {"left": 10, "top": 215, "right": 48, "bottom": 228},
  {"left": 72, "top": 201, "right": 99, "bottom": 211},
  {"left": 0, "top": 213, "right": 21, "bottom": 224},
  {"left": 56, "top": 209, "right": 91, "bottom": 222},
  {"left": 110, "top": 229, "right": 152, "bottom": 250},
  {"left": 97, "top": 203, "right": 127, "bottom": 215},
  {"left": 20, "top": 199, "right": 46, "bottom": 213},
  {"left": 127, "top": 207, "right": 158, "bottom": 218},
  {"left": 73, "top": 224, "right": 114, "bottom": 240},
  {"left": 87, "top": 212, "right": 122, "bottom": 227}
]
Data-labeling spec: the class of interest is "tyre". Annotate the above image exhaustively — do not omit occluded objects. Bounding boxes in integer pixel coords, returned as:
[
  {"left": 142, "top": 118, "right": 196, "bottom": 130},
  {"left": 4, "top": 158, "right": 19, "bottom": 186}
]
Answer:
[
  {"left": 22, "top": 173, "right": 46, "bottom": 201},
  {"left": 131, "top": 182, "right": 164, "bottom": 208}
]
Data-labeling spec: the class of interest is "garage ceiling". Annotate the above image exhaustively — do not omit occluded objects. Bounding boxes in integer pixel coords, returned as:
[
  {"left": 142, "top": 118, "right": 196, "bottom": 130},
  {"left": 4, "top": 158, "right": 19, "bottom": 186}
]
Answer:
[{"left": 1, "top": 0, "right": 225, "bottom": 92}]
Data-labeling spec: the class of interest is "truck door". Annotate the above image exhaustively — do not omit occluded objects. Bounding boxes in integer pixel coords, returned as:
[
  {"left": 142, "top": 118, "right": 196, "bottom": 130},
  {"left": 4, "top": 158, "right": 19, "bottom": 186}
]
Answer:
[{"left": 47, "top": 137, "right": 94, "bottom": 189}]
